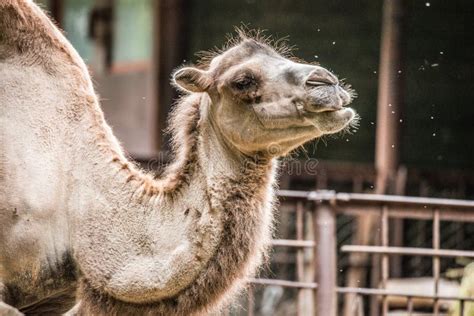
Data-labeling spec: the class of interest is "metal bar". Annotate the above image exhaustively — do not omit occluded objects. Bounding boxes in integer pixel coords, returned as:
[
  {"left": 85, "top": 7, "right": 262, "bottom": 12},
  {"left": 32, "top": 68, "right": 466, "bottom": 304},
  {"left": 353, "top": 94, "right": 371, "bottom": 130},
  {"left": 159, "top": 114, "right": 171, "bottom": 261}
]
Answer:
[
  {"left": 271, "top": 239, "right": 315, "bottom": 248},
  {"left": 336, "top": 206, "right": 474, "bottom": 222},
  {"left": 433, "top": 209, "right": 440, "bottom": 315},
  {"left": 356, "top": 295, "right": 364, "bottom": 316},
  {"left": 278, "top": 190, "right": 313, "bottom": 199},
  {"left": 288, "top": 190, "right": 474, "bottom": 209},
  {"left": 247, "top": 285, "right": 254, "bottom": 316},
  {"left": 278, "top": 191, "right": 474, "bottom": 223},
  {"left": 247, "top": 278, "right": 317, "bottom": 289},
  {"left": 341, "top": 245, "right": 474, "bottom": 258},
  {"left": 315, "top": 203, "right": 337, "bottom": 316},
  {"left": 381, "top": 206, "right": 389, "bottom": 315},
  {"left": 296, "top": 201, "right": 304, "bottom": 316},
  {"left": 305, "top": 206, "right": 317, "bottom": 316},
  {"left": 336, "top": 287, "right": 474, "bottom": 302},
  {"left": 334, "top": 192, "right": 474, "bottom": 208},
  {"left": 407, "top": 296, "right": 413, "bottom": 316}
]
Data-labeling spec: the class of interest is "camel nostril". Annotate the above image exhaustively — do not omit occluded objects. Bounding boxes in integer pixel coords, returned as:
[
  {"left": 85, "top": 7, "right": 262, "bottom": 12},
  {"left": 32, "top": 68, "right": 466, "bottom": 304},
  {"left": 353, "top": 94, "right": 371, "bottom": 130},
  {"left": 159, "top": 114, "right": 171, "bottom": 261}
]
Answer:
[
  {"left": 306, "top": 68, "right": 339, "bottom": 86},
  {"left": 306, "top": 79, "right": 331, "bottom": 87}
]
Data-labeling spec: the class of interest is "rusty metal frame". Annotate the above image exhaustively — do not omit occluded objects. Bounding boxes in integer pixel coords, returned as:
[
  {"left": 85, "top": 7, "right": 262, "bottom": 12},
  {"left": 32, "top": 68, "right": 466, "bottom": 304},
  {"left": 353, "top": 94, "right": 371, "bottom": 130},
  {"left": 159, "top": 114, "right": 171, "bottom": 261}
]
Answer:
[{"left": 246, "top": 190, "right": 474, "bottom": 316}]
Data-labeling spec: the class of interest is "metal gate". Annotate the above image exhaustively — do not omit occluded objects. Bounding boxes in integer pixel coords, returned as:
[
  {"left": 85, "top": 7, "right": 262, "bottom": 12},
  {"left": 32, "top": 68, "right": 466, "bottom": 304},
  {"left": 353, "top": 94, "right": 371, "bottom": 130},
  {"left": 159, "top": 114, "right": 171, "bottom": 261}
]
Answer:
[{"left": 247, "top": 190, "right": 474, "bottom": 316}]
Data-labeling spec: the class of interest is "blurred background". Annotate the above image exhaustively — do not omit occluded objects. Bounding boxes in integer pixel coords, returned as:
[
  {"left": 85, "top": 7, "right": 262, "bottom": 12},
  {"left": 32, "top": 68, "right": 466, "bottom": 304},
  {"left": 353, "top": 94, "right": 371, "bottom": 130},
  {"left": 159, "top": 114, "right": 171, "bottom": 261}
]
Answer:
[{"left": 36, "top": 0, "right": 474, "bottom": 315}]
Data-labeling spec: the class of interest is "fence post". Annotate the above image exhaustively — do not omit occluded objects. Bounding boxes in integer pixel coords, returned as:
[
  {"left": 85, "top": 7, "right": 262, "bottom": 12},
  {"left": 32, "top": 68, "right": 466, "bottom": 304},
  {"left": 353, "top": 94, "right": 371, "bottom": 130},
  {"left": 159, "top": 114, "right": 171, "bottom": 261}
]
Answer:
[{"left": 314, "top": 201, "right": 337, "bottom": 316}]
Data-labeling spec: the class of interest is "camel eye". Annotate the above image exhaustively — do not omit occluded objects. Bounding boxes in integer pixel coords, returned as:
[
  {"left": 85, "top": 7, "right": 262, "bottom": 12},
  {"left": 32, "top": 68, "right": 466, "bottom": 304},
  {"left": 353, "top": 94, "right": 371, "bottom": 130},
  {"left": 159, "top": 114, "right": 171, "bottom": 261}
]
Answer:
[{"left": 233, "top": 76, "right": 256, "bottom": 91}]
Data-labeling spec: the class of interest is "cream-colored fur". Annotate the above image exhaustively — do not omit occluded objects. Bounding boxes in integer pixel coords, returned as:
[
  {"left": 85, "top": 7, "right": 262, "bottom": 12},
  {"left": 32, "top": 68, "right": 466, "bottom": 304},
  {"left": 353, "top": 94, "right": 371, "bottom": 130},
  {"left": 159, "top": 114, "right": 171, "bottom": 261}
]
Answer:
[{"left": 0, "top": 1, "right": 356, "bottom": 315}]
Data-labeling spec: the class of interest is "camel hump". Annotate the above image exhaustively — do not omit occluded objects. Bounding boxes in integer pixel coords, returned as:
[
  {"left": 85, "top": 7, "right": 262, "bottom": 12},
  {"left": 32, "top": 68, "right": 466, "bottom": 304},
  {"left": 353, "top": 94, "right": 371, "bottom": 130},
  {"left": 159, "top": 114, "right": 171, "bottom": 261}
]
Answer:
[
  {"left": 0, "top": 0, "right": 92, "bottom": 86},
  {"left": 0, "top": 0, "right": 60, "bottom": 50}
]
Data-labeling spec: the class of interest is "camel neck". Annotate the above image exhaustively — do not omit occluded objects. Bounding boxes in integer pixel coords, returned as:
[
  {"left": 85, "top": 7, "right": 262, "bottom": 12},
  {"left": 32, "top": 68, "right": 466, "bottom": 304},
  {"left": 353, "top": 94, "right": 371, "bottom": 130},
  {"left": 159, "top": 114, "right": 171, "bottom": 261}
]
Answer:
[
  {"left": 73, "top": 92, "right": 279, "bottom": 313},
  {"left": 70, "top": 92, "right": 278, "bottom": 308}
]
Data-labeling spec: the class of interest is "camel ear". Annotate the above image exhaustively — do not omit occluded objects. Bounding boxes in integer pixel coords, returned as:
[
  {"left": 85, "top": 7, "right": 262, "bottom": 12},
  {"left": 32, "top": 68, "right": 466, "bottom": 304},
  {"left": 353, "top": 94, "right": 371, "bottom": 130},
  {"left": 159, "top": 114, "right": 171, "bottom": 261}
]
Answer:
[{"left": 173, "top": 67, "right": 211, "bottom": 93}]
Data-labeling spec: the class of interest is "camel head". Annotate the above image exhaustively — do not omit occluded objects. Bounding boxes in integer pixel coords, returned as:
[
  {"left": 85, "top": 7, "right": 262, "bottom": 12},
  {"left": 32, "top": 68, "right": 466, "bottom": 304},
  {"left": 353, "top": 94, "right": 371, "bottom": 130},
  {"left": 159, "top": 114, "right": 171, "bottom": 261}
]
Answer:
[{"left": 173, "top": 33, "right": 357, "bottom": 157}]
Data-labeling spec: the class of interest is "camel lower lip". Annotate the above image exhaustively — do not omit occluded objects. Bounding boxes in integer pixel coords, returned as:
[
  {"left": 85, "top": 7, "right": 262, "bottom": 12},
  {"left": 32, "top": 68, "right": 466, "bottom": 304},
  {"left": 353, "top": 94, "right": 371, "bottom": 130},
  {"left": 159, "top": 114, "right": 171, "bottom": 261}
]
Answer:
[
  {"left": 326, "top": 107, "right": 344, "bottom": 113},
  {"left": 305, "top": 105, "right": 344, "bottom": 114},
  {"left": 304, "top": 107, "right": 353, "bottom": 119},
  {"left": 304, "top": 107, "right": 355, "bottom": 130},
  {"left": 336, "top": 107, "right": 355, "bottom": 119}
]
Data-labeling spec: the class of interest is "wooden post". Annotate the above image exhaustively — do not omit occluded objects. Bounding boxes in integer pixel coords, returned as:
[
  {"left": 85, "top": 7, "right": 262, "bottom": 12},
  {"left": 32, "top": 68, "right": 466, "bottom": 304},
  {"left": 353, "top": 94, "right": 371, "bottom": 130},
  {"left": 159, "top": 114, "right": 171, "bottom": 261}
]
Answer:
[
  {"left": 344, "top": 0, "right": 406, "bottom": 315},
  {"left": 375, "top": 0, "right": 405, "bottom": 192},
  {"left": 373, "top": 0, "right": 406, "bottom": 314},
  {"left": 315, "top": 202, "right": 337, "bottom": 316},
  {"left": 153, "top": 0, "right": 188, "bottom": 152},
  {"left": 368, "top": 0, "right": 405, "bottom": 316},
  {"left": 50, "top": 0, "right": 63, "bottom": 26}
]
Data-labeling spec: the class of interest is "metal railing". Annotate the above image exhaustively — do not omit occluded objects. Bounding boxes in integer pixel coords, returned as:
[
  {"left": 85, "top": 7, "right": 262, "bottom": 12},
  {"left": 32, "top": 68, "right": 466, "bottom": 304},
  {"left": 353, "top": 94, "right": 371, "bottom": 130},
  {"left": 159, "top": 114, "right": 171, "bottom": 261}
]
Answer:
[{"left": 246, "top": 190, "right": 474, "bottom": 316}]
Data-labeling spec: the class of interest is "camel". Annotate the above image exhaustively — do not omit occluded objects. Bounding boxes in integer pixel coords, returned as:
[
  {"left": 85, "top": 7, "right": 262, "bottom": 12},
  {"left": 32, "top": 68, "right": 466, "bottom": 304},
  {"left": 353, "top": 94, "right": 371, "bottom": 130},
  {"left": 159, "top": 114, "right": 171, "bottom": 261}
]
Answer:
[{"left": 0, "top": 0, "right": 356, "bottom": 315}]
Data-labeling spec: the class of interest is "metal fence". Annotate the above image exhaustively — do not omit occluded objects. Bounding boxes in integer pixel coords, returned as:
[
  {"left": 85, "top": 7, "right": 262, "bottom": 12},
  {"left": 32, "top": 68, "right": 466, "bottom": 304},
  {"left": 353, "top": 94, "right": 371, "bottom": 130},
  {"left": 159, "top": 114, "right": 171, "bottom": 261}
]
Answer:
[{"left": 246, "top": 190, "right": 474, "bottom": 316}]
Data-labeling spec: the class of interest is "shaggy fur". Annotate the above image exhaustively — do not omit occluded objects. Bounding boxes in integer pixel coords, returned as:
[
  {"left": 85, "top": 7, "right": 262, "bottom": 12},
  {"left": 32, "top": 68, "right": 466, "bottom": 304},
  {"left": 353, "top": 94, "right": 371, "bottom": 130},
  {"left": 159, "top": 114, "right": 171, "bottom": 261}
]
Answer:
[{"left": 0, "top": 1, "right": 356, "bottom": 315}]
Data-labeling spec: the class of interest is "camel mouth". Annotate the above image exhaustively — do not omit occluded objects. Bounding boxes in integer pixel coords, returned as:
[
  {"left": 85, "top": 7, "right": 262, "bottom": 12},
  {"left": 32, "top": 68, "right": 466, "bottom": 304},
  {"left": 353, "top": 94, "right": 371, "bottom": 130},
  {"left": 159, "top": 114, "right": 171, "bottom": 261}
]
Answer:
[
  {"left": 251, "top": 88, "right": 355, "bottom": 133},
  {"left": 305, "top": 107, "right": 357, "bottom": 134},
  {"left": 303, "top": 84, "right": 353, "bottom": 114},
  {"left": 298, "top": 82, "right": 357, "bottom": 134}
]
